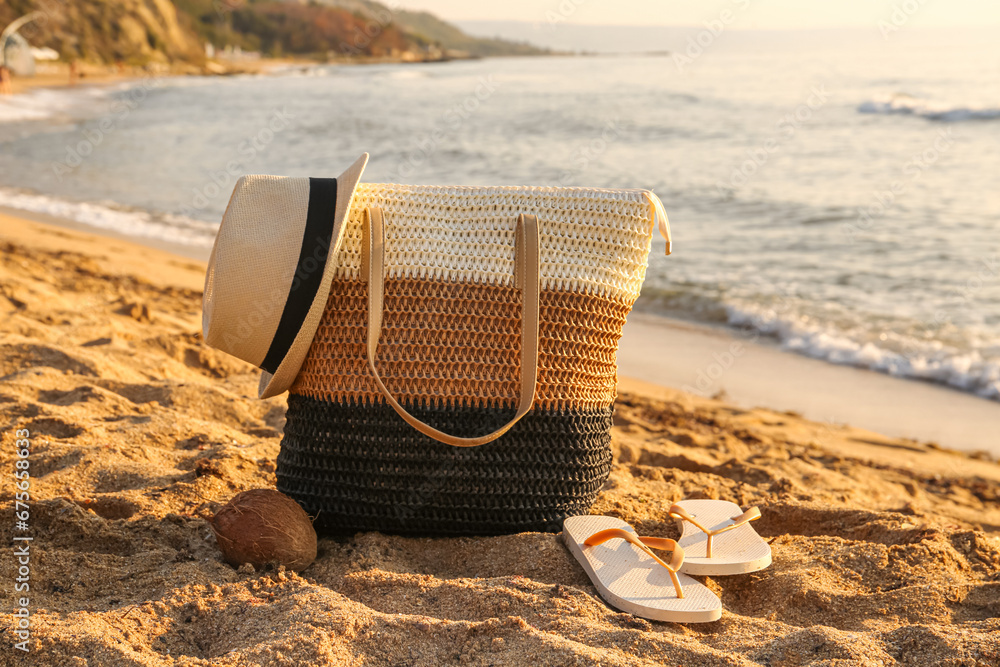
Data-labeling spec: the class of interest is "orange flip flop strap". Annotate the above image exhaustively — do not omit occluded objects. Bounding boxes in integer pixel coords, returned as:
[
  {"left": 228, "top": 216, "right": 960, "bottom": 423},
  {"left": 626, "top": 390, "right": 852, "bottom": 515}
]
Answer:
[
  {"left": 584, "top": 528, "right": 686, "bottom": 598},
  {"left": 666, "top": 505, "right": 761, "bottom": 559},
  {"left": 668, "top": 504, "right": 761, "bottom": 537}
]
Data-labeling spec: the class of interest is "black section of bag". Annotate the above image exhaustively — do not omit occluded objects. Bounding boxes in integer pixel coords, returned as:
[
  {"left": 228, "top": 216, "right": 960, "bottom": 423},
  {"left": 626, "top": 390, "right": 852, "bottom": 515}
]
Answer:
[{"left": 276, "top": 393, "right": 614, "bottom": 536}]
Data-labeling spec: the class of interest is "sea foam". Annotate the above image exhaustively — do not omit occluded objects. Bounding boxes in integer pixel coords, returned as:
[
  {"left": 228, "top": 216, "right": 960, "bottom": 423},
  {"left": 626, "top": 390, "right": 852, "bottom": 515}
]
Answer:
[
  {"left": 726, "top": 302, "right": 1000, "bottom": 401},
  {"left": 0, "top": 85, "right": 118, "bottom": 123},
  {"left": 0, "top": 188, "right": 217, "bottom": 249},
  {"left": 858, "top": 93, "right": 1000, "bottom": 122}
]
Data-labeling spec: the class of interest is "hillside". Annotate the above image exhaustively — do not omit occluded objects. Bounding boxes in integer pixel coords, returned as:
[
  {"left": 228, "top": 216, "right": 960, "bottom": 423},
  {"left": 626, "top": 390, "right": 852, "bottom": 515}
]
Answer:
[
  {"left": 0, "top": 0, "right": 205, "bottom": 66},
  {"left": 0, "top": 0, "right": 546, "bottom": 66},
  {"left": 174, "top": 0, "right": 420, "bottom": 59},
  {"left": 317, "top": 0, "right": 546, "bottom": 57}
]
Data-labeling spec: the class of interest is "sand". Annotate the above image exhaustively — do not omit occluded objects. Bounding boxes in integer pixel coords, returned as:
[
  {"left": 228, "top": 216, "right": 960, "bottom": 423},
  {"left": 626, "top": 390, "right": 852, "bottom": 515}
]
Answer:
[
  {"left": 619, "top": 314, "right": 1000, "bottom": 456},
  {"left": 1, "top": 213, "right": 999, "bottom": 666}
]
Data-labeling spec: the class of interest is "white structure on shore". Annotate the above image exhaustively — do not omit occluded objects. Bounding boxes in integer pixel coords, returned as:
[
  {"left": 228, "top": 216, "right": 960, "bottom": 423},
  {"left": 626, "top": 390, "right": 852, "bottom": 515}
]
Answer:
[{"left": 1, "top": 12, "right": 45, "bottom": 76}]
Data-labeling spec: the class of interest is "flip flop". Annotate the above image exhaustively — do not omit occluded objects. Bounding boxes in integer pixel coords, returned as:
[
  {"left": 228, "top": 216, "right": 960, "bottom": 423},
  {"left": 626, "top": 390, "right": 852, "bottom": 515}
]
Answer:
[
  {"left": 562, "top": 515, "right": 723, "bottom": 623},
  {"left": 665, "top": 500, "right": 771, "bottom": 576}
]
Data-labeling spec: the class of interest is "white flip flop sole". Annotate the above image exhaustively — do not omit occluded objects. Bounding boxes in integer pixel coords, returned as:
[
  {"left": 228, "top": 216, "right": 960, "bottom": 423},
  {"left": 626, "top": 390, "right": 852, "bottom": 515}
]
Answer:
[
  {"left": 672, "top": 499, "right": 772, "bottom": 576},
  {"left": 563, "top": 515, "right": 722, "bottom": 623}
]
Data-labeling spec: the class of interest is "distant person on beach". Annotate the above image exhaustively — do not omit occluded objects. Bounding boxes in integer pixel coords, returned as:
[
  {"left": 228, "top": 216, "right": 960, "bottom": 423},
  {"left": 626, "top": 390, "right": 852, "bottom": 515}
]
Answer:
[
  {"left": 69, "top": 59, "right": 79, "bottom": 86},
  {"left": 0, "top": 65, "right": 12, "bottom": 95}
]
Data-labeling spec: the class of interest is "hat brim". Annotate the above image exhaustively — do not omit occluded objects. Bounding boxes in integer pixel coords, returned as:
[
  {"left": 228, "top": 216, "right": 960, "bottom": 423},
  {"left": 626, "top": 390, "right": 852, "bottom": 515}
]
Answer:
[{"left": 258, "top": 152, "right": 369, "bottom": 399}]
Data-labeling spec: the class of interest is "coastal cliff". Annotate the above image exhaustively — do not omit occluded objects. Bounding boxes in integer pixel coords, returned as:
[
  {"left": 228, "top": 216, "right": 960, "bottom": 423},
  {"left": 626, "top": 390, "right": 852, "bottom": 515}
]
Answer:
[
  {"left": 1, "top": 0, "right": 205, "bottom": 65},
  {"left": 0, "top": 0, "right": 545, "bottom": 66}
]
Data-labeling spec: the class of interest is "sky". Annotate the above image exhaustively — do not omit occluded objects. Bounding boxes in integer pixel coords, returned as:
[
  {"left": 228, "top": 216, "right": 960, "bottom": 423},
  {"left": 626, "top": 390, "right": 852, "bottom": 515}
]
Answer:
[{"left": 391, "top": 0, "right": 1000, "bottom": 30}]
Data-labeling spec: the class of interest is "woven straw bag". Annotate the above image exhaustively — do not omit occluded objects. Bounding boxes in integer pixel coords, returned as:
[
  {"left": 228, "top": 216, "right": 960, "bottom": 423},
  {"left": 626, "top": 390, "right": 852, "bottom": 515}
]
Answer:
[
  {"left": 276, "top": 182, "right": 671, "bottom": 535},
  {"left": 204, "top": 159, "right": 671, "bottom": 536}
]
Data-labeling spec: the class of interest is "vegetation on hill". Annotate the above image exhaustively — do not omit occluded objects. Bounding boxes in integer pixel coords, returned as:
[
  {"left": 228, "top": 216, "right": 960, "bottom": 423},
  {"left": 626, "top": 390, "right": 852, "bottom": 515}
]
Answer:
[
  {"left": 317, "top": 0, "right": 546, "bottom": 57},
  {"left": 0, "top": 0, "right": 205, "bottom": 65},
  {"left": 174, "top": 0, "right": 422, "bottom": 59},
  {"left": 0, "top": 0, "right": 545, "bottom": 66}
]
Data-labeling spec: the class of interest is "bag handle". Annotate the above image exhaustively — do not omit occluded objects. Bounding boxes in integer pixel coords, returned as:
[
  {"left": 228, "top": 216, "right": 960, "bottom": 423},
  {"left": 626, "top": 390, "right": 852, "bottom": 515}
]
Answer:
[{"left": 361, "top": 206, "right": 541, "bottom": 447}]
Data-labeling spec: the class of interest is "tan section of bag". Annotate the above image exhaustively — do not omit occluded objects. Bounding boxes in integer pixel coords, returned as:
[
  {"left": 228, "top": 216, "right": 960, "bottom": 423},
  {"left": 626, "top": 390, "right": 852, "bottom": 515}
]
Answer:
[
  {"left": 290, "top": 276, "right": 633, "bottom": 411},
  {"left": 362, "top": 207, "right": 541, "bottom": 447}
]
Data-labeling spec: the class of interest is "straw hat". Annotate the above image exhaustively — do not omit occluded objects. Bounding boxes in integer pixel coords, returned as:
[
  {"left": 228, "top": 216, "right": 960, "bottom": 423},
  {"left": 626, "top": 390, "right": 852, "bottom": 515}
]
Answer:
[{"left": 202, "top": 153, "right": 368, "bottom": 399}]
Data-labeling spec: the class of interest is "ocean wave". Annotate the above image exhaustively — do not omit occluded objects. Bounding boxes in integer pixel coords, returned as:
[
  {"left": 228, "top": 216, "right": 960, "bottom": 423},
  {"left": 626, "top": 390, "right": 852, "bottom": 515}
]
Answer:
[
  {"left": 0, "top": 85, "right": 119, "bottom": 124},
  {"left": 0, "top": 188, "right": 218, "bottom": 249},
  {"left": 726, "top": 302, "right": 1000, "bottom": 401},
  {"left": 635, "top": 287, "right": 731, "bottom": 324},
  {"left": 858, "top": 93, "right": 1000, "bottom": 122}
]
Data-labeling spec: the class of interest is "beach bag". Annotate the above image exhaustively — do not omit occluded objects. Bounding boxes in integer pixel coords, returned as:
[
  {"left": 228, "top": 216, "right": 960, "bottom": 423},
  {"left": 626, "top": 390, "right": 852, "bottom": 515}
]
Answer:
[{"left": 203, "top": 153, "right": 672, "bottom": 535}]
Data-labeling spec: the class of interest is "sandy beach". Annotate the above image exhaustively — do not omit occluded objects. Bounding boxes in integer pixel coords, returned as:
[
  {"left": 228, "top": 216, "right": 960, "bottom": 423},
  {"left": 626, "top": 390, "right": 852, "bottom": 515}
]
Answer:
[{"left": 0, "top": 211, "right": 998, "bottom": 665}]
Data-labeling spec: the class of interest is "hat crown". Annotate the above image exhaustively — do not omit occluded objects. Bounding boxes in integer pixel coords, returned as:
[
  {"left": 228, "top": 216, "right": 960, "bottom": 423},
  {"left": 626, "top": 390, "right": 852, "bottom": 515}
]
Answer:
[
  {"left": 203, "top": 175, "right": 311, "bottom": 366},
  {"left": 201, "top": 153, "right": 369, "bottom": 397}
]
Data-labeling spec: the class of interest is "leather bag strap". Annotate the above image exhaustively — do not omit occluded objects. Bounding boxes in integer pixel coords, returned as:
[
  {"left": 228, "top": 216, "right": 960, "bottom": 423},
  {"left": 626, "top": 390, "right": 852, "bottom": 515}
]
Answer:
[{"left": 361, "top": 206, "right": 541, "bottom": 447}]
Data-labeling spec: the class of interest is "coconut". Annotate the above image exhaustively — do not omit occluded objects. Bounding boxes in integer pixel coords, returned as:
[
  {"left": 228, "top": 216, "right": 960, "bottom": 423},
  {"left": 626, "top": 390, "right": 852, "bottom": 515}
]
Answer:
[{"left": 209, "top": 489, "right": 317, "bottom": 572}]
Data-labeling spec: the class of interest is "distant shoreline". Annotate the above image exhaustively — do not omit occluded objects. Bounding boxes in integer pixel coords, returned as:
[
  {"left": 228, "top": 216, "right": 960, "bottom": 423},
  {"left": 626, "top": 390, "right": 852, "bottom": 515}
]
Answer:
[
  {"left": 4, "top": 57, "right": 294, "bottom": 97},
  {"left": 2, "top": 50, "right": 676, "bottom": 98},
  {"left": 3, "top": 52, "right": 491, "bottom": 98}
]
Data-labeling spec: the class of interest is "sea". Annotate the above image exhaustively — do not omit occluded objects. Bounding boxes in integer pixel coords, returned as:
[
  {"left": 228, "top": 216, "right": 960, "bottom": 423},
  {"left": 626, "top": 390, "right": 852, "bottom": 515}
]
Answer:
[{"left": 1, "top": 27, "right": 998, "bottom": 401}]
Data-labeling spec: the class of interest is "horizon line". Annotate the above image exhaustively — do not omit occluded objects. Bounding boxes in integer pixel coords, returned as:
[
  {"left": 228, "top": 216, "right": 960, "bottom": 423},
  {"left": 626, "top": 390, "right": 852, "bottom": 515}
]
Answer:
[{"left": 454, "top": 20, "right": 1000, "bottom": 32}]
